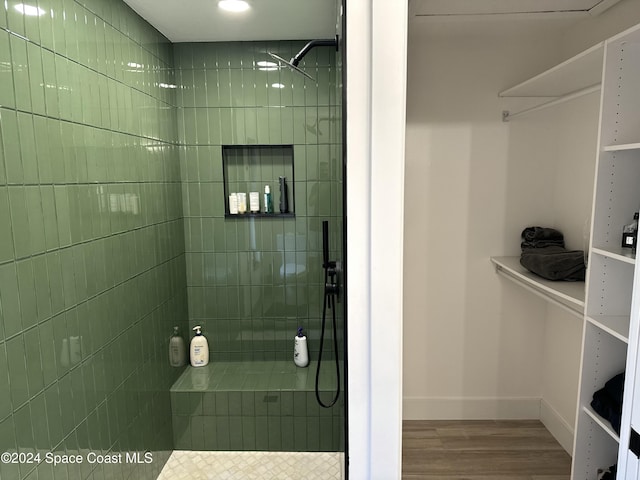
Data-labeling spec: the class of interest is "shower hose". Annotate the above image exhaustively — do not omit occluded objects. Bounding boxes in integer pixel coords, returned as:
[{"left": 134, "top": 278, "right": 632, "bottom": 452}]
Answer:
[{"left": 315, "top": 266, "right": 341, "bottom": 408}]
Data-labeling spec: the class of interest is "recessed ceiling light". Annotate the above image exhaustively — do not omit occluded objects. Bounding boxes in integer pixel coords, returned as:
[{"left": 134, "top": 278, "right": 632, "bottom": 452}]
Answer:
[
  {"left": 14, "top": 3, "right": 46, "bottom": 16},
  {"left": 218, "top": 0, "right": 250, "bottom": 13},
  {"left": 271, "top": 83, "right": 285, "bottom": 89}
]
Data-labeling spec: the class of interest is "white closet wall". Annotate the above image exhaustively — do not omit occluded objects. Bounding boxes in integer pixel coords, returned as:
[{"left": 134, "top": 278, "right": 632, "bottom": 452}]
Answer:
[
  {"left": 404, "top": 26, "right": 569, "bottom": 420},
  {"left": 562, "top": 0, "right": 640, "bottom": 59},
  {"left": 506, "top": 94, "right": 599, "bottom": 450}
]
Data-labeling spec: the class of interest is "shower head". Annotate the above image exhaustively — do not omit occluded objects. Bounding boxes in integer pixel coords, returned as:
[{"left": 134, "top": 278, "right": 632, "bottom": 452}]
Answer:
[
  {"left": 267, "top": 35, "right": 339, "bottom": 81},
  {"left": 267, "top": 52, "right": 315, "bottom": 80}
]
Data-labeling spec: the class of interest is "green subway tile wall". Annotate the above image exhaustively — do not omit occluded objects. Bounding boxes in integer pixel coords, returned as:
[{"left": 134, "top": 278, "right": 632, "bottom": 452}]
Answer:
[
  {"left": 0, "top": 1, "right": 188, "bottom": 479},
  {"left": 174, "top": 42, "right": 344, "bottom": 364}
]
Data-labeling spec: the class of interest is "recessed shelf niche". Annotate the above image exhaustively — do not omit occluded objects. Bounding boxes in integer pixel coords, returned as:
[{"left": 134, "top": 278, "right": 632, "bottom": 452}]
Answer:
[{"left": 222, "top": 145, "right": 295, "bottom": 218}]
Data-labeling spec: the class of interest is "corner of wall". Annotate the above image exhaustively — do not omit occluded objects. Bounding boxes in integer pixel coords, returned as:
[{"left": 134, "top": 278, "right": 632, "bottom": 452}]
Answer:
[{"left": 561, "top": 0, "right": 640, "bottom": 58}]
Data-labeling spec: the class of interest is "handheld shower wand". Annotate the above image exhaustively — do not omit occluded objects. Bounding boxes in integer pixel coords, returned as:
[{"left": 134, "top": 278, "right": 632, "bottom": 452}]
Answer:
[{"left": 316, "top": 220, "right": 340, "bottom": 408}]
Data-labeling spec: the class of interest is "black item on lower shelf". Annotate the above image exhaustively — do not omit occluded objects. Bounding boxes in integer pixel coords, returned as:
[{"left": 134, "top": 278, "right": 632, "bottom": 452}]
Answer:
[
  {"left": 597, "top": 464, "right": 617, "bottom": 480},
  {"left": 591, "top": 372, "right": 625, "bottom": 434}
]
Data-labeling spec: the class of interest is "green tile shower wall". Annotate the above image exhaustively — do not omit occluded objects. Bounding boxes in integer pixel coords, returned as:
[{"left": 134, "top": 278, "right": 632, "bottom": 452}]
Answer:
[
  {"left": 0, "top": 1, "right": 187, "bottom": 479},
  {"left": 174, "top": 42, "right": 344, "bottom": 362}
]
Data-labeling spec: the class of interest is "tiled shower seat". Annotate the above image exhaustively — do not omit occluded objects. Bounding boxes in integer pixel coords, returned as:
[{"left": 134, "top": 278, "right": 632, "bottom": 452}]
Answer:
[{"left": 170, "top": 361, "right": 344, "bottom": 451}]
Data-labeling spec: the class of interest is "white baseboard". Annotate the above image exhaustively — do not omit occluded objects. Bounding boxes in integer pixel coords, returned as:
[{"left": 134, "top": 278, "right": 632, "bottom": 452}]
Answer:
[
  {"left": 403, "top": 396, "right": 541, "bottom": 420},
  {"left": 539, "top": 398, "right": 574, "bottom": 455}
]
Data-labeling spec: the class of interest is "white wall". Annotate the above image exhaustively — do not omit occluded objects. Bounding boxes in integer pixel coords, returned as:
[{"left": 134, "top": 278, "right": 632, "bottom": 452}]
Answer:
[
  {"left": 507, "top": 94, "right": 599, "bottom": 451},
  {"left": 404, "top": 26, "right": 567, "bottom": 420},
  {"left": 562, "top": 0, "right": 640, "bottom": 58}
]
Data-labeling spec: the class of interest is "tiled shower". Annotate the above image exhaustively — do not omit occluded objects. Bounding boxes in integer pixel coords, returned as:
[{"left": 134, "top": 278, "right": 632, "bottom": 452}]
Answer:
[{"left": 0, "top": 0, "right": 344, "bottom": 479}]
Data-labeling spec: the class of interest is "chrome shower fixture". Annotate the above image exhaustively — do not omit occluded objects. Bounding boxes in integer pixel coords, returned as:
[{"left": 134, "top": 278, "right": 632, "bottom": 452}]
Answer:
[{"left": 267, "top": 35, "right": 339, "bottom": 81}]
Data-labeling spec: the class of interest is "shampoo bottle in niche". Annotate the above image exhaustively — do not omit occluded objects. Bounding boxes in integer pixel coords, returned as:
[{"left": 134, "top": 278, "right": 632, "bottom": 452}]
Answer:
[
  {"left": 294, "top": 327, "right": 309, "bottom": 368},
  {"left": 169, "top": 326, "right": 186, "bottom": 367},
  {"left": 279, "top": 176, "right": 289, "bottom": 213},
  {"left": 190, "top": 326, "right": 209, "bottom": 367},
  {"left": 264, "top": 185, "right": 273, "bottom": 213}
]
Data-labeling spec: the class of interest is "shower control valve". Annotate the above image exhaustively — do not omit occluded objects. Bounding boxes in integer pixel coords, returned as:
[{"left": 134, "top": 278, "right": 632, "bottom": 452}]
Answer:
[
  {"left": 325, "top": 281, "right": 339, "bottom": 296},
  {"left": 324, "top": 262, "right": 339, "bottom": 296}
]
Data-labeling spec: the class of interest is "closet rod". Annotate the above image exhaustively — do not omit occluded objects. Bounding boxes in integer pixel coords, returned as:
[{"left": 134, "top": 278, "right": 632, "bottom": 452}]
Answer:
[
  {"left": 495, "top": 267, "right": 583, "bottom": 319},
  {"left": 502, "top": 84, "right": 601, "bottom": 122}
]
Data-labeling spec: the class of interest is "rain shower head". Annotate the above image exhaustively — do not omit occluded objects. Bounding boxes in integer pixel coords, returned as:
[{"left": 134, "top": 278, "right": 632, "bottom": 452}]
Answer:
[
  {"left": 267, "top": 35, "right": 339, "bottom": 81},
  {"left": 267, "top": 52, "right": 315, "bottom": 80}
]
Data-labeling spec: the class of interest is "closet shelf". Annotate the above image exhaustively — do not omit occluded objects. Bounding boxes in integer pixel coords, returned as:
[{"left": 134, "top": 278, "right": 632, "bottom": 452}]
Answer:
[
  {"left": 490, "top": 256, "right": 585, "bottom": 317},
  {"left": 499, "top": 42, "right": 604, "bottom": 121},
  {"left": 499, "top": 42, "right": 604, "bottom": 98},
  {"left": 591, "top": 247, "right": 635, "bottom": 265},
  {"left": 502, "top": 85, "right": 600, "bottom": 121},
  {"left": 603, "top": 143, "right": 640, "bottom": 152},
  {"left": 586, "top": 316, "right": 630, "bottom": 344},
  {"left": 583, "top": 405, "right": 620, "bottom": 444}
]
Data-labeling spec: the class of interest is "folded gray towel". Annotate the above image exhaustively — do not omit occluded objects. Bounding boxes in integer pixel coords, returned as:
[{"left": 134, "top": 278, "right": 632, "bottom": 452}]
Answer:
[
  {"left": 521, "top": 226, "right": 565, "bottom": 249},
  {"left": 520, "top": 246, "right": 585, "bottom": 281}
]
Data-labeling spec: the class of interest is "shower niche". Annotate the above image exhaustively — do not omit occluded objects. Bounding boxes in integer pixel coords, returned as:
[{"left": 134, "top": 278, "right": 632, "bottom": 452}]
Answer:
[{"left": 222, "top": 145, "right": 296, "bottom": 218}]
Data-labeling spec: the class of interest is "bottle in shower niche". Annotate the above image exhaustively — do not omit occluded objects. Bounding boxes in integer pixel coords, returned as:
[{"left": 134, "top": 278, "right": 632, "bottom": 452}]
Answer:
[
  {"left": 228, "top": 193, "right": 238, "bottom": 215},
  {"left": 279, "top": 176, "right": 289, "bottom": 213},
  {"left": 190, "top": 326, "right": 209, "bottom": 367},
  {"left": 237, "top": 192, "right": 247, "bottom": 214},
  {"left": 249, "top": 191, "right": 260, "bottom": 213},
  {"left": 622, "top": 212, "right": 639, "bottom": 251},
  {"left": 294, "top": 327, "right": 309, "bottom": 368},
  {"left": 169, "top": 326, "right": 186, "bottom": 367},
  {"left": 264, "top": 185, "right": 273, "bottom": 213}
]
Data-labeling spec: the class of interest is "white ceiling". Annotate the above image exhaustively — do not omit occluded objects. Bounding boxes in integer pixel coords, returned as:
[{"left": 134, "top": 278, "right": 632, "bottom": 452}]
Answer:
[
  {"left": 410, "top": 0, "right": 622, "bottom": 17},
  {"left": 122, "top": 0, "right": 623, "bottom": 43},
  {"left": 122, "top": 0, "right": 339, "bottom": 43}
]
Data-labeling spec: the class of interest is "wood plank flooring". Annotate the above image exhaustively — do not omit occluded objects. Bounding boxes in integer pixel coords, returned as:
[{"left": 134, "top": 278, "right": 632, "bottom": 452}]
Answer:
[{"left": 402, "top": 420, "right": 571, "bottom": 480}]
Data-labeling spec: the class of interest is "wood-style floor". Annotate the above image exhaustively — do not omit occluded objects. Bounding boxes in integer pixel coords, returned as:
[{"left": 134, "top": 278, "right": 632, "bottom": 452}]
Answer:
[{"left": 402, "top": 420, "right": 571, "bottom": 480}]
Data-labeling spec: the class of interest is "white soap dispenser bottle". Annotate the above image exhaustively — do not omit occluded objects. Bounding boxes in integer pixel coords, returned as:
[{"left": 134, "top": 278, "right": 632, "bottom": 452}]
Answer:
[
  {"left": 294, "top": 327, "right": 309, "bottom": 368},
  {"left": 190, "top": 325, "right": 209, "bottom": 367}
]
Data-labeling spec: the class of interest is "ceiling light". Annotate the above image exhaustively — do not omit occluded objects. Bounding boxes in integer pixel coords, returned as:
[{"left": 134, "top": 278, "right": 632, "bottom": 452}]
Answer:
[
  {"left": 218, "top": 0, "right": 250, "bottom": 13},
  {"left": 159, "top": 83, "right": 177, "bottom": 89},
  {"left": 14, "top": 3, "right": 46, "bottom": 16},
  {"left": 272, "top": 83, "right": 285, "bottom": 89}
]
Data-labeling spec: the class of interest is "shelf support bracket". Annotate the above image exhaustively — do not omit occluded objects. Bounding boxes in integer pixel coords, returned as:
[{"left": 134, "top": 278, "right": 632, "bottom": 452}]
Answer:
[{"left": 502, "top": 110, "right": 510, "bottom": 122}]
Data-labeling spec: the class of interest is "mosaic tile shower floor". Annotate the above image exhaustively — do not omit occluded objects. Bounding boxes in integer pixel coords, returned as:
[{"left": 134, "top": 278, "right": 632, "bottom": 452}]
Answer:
[{"left": 157, "top": 450, "right": 344, "bottom": 480}]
